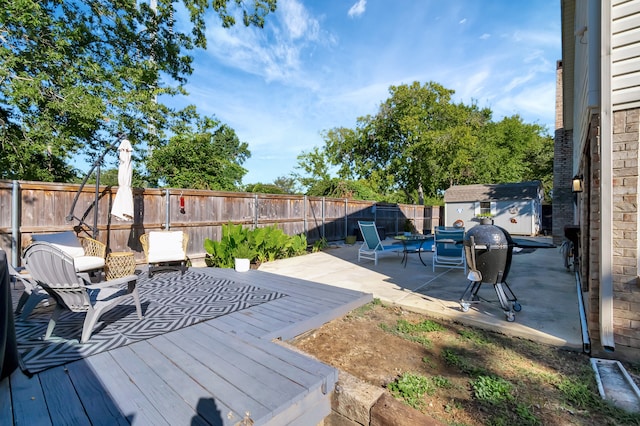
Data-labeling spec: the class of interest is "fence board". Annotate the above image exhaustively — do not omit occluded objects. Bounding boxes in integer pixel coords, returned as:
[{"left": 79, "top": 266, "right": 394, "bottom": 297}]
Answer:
[{"left": 0, "top": 180, "right": 439, "bottom": 265}]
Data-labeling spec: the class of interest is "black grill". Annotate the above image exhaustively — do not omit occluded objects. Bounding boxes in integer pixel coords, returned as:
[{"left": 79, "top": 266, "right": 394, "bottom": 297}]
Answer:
[{"left": 460, "top": 224, "right": 521, "bottom": 322}]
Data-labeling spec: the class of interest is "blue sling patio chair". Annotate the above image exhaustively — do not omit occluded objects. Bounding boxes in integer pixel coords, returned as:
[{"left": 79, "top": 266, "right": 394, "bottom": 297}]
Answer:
[
  {"left": 432, "top": 226, "right": 466, "bottom": 271},
  {"left": 357, "top": 221, "right": 400, "bottom": 265}
]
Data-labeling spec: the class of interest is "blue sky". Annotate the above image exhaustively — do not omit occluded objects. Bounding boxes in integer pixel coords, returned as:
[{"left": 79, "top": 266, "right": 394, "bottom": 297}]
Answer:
[{"left": 170, "top": 0, "right": 561, "bottom": 185}]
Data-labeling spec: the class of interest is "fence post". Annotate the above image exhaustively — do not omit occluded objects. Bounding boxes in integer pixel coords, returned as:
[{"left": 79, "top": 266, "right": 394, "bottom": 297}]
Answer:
[
  {"left": 344, "top": 198, "right": 348, "bottom": 239},
  {"left": 11, "top": 180, "right": 19, "bottom": 267},
  {"left": 165, "top": 189, "right": 171, "bottom": 230},
  {"left": 254, "top": 194, "right": 259, "bottom": 229},
  {"left": 303, "top": 195, "right": 308, "bottom": 240},
  {"left": 321, "top": 197, "right": 326, "bottom": 239}
]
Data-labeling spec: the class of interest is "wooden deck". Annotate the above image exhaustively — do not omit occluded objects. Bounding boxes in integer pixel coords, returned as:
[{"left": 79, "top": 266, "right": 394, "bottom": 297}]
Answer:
[{"left": 1, "top": 267, "right": 372, "bottom": 425}]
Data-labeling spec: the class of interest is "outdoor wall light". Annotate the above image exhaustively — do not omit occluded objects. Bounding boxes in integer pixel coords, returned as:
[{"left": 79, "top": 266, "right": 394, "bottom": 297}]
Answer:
[{"left": 572, "top": 175, "right": 584, "bottom": 193}]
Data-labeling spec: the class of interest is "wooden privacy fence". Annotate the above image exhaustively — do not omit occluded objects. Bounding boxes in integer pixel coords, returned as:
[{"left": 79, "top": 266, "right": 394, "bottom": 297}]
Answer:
[{"left": 0, "top": 180, "right": 440, "bottom": 266}]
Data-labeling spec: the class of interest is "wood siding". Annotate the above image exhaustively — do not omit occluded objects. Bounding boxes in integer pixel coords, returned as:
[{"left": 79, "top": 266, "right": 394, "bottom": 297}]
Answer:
[{"left": 612, "top": 0, "right": 640, "bottom": 110}]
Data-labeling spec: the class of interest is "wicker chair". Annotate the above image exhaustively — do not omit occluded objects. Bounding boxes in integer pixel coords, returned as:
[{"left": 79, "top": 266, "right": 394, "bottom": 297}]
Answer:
[
  {"left": 31, "top": 231, "right": 106, "bottom": 273},
  {"left": 140, "top": 231, "right": 189, "bottom": 277}
]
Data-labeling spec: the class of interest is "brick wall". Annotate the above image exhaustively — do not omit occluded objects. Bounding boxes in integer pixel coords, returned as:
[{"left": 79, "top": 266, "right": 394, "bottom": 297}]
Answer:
[
  {"left": 552, "top": 62, "right": 575, "bottom": 245},
  {"left": 553, "top": 128, "right": 574, "bottom": 245},
  {"left": 611, "top": 108, "right": 640, "bottom": 355},
  {"left": 587, "top": 108, "right": 640, "bottom": 360}
]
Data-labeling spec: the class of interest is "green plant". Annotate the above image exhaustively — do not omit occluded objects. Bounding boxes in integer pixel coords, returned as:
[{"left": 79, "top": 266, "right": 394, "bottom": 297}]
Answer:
[
  {"left": 349, "top": 299, "right": 383, "bottom": 318},
  {"left": 396, "top": 319, "right": 445, "bottom": 333},
  {"left": 514, "top": 403, "right": 541, "bottom": 425},
  {"left": 476, "top": 212, "right": 494, "bottom": 218},
  {"left": 249, "top": 225, "right": 290, "bottom": 262},
  {"left": 204, "top": 222, "right": 250, "bottom": 268},
  {"left": 403, "top": 219, "right": 416, "bottom": 233},
  {"left": 205, "top": 223, "right": 310, "bottom": 268},
  {"left": 388, "top": 372, "right": 434, "bottom": 409},
  {"left": 472, "top": 375, "right": 514, "bottom": 405},
  {"left": 232, "top": 242, "right": 257, "bottom": 260},
  {"left": 287, "top": 234, "right": 308, "bottom": 257},
  {"left": 312, "top": 237, "right": 328, "bottom": 253},
  {"left": 458, "top": 328, "right": 490, "bottom": 345},
  {"left": 442, "top": 349, "right": 486, "bottom": 377},
  {"left": 557, "top": 376, "right": 599, "bottom": 409},
  {"left": 431, "top": 375, "right": 452, "bottom": 389}
]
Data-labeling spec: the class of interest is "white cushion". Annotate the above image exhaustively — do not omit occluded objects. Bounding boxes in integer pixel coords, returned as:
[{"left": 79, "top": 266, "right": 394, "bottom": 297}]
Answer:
[
  {"left": 32, "top": 231, "right": 85, "bottom": 258},
  {"left": 74, "top": 256, "right": 105, "bottom": 272},
  {"left": 148, "top": 231, "right": 185, "bottom": 263}
]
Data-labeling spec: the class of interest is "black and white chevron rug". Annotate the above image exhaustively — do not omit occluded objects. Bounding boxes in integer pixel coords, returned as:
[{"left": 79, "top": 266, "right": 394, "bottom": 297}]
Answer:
[{"left": 16, "top": 270, "right": 287, "bottom": 374}]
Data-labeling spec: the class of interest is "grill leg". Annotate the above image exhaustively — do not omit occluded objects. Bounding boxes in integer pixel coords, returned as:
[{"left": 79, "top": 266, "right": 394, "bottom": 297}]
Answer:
[
  {"left": 495, "top": 283, "right": 515, "bottom": 322},
  {"left": 459, "top": 280, "right": 482, "bottom": 312}
]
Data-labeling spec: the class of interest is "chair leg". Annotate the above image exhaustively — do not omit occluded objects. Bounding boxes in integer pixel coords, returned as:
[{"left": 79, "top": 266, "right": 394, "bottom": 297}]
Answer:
[
  {"left": 14, "top": 291, "right": 30, "bottom": 315},
  {"left": 19, "top": 293, "right": 49, "bottom": 321},
  {"left": 81, "top": 309, "right": 100, "bottom": 344},
  {"left": 45, "top": 304, "right": 64, "bottom": 340},
  {"left": 131, "top": 288, "right": 143, "bottom": 320}
]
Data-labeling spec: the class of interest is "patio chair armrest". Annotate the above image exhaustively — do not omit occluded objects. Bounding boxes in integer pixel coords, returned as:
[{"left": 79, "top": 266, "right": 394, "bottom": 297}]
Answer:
[
  {"left": 81, "top": 237, "right": 106, "bottom": 258},
  {"left": 85, "top": 274, "right": 138, "bottom": 289}
]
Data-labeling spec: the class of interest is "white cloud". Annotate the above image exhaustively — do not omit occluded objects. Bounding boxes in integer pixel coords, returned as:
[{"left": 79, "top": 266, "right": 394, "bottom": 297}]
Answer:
[
  {"left": 279, "top": 0, "right": 320, "bottom": 41},
  {"left": 168, "top": 2, "right": 561, "bottom": 184},
  {"left": 202, "top": 0, "right": 328, "bottom": 89},
  {"left": 348, "top": 0, "right": 367, "bottom": 18}
]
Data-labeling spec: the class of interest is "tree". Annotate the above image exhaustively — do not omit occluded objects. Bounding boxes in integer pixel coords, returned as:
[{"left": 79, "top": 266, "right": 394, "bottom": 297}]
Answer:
[
  {"left": 0, "top": 0, "right": 276, "bottom": 181},
  {"left": 292, "top": 146, "right": 332, "bottom": 192},
  {"left": 146, "top": 108, "right": 250, "bottom": 190},
  {"left": 316, "top": 81, "right": 553, "bottom": 203},
  {"left": 321, "top": 82, "right": 491, "bottom": 202}
]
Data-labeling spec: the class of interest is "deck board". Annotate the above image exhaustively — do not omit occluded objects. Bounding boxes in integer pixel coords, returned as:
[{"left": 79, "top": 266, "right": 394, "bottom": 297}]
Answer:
[
  {"left": 39, "top": 366, "right": 91, "bottom": 425},
  {"left": 109, "top": 345, "right": 208, "bottom": 426},
  {"left": 8, "top": 368, "right": 52, "bottom": 426},
  {"left": 3, "top": 267, "right": 372, "bottom": 425},
  {"left": 65, "top": 360, "right": 130, "bottom": 426},
  {"left": 149, "top": 334, "right": 268, "bottom": 425},
  {"left": 85, "top": 351, "right": 171, "bottom": 426}
]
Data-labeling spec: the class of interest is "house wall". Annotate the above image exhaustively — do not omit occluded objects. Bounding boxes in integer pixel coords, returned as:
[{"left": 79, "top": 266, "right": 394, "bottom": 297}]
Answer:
[
  {"left": 445, "top": 199, "right": 538, "bottom": 236},
  {"left": 612, "top": 0, "right": 640, "bottom": 110},
  {"left": 553, "top": 60, "right": 576, "bottom": 245},
  {"left": 611, "top": 108, "right": 640, "bottom": 358},
  {"left": 585, "top": 108, "right": 640, "bottom": 361},
  {"left": 445, "top": 201, "right": 476, "bottom": 229}
]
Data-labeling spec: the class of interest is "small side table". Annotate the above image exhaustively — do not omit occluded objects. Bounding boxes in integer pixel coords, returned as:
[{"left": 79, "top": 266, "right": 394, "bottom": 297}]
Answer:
[{"left": 105, "top": 252, "right": 136, "bottom": 280}]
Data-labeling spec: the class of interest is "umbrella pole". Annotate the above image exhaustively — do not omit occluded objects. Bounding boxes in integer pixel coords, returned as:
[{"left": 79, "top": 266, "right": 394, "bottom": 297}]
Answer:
[{"left": 93, "top": 163, "right": 100, "bottom": 239}]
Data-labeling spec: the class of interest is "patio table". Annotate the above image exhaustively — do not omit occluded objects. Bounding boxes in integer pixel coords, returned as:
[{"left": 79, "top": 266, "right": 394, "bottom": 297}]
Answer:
[{"left": 393, "top": 234, "right": 434, "bottom": 267}]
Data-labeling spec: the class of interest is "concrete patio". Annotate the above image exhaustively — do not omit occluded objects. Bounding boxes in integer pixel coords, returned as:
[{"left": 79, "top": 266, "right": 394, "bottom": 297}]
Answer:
[{"left": 259, "top": 237, "right": 585, "bottom": 351}]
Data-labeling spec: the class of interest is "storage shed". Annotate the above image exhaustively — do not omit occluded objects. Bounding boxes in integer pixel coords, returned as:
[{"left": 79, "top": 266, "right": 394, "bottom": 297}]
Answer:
[{"left": 444, "top": 181, "right": 544, "bottom": 236}]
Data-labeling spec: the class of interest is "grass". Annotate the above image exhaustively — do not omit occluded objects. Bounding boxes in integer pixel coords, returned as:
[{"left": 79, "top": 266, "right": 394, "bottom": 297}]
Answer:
[
  {"left": 293, "top": 302, "right": 640, "bottom": 425},
  {"left": 373, "top": 304, "right": 640, "bottom": 425}
]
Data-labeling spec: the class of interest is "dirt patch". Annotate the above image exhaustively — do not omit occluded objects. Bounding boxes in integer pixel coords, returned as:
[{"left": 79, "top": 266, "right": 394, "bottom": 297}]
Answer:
[{"left": 291, "top": 301, "right": 640, "bottom": 426}]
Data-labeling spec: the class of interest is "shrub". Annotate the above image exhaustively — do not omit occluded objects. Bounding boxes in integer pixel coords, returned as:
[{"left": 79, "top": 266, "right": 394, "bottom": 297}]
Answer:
[{"left": 205, "top": 223, "right": 308, "bottom": 268}]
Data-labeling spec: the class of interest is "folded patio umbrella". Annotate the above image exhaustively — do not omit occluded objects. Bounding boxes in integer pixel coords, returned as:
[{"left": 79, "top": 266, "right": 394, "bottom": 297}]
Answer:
[{"left": 110, "top": 138, "right": 134, "bottom": 221}]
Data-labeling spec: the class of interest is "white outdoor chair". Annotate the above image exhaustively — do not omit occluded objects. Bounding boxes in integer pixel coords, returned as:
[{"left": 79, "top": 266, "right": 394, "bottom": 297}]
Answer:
[{"left": 140, "top": 231, "right": 189, "bottom": 277}]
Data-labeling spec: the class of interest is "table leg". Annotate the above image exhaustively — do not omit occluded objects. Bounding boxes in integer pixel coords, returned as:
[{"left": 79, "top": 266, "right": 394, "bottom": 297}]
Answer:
[{"left": 418, "top": 240, "right": 428, "bottom": 267}]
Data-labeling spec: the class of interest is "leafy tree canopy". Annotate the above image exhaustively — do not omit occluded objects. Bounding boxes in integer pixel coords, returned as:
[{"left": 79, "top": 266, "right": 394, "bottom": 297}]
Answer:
[
  {"left": 146, "top": 107, "right": 250, "bottom": 190},
  {"left": 296, "top": 81, "right": 553, "bottom": 204},
  {"left": 0, "top": 0, "right": 276, "bottom": 183}
]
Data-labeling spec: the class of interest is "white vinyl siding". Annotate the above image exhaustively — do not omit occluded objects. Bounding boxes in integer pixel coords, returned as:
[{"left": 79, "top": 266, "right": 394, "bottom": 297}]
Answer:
[{"left": 612, "top": 0, "right": 640, "bottom": 110}]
